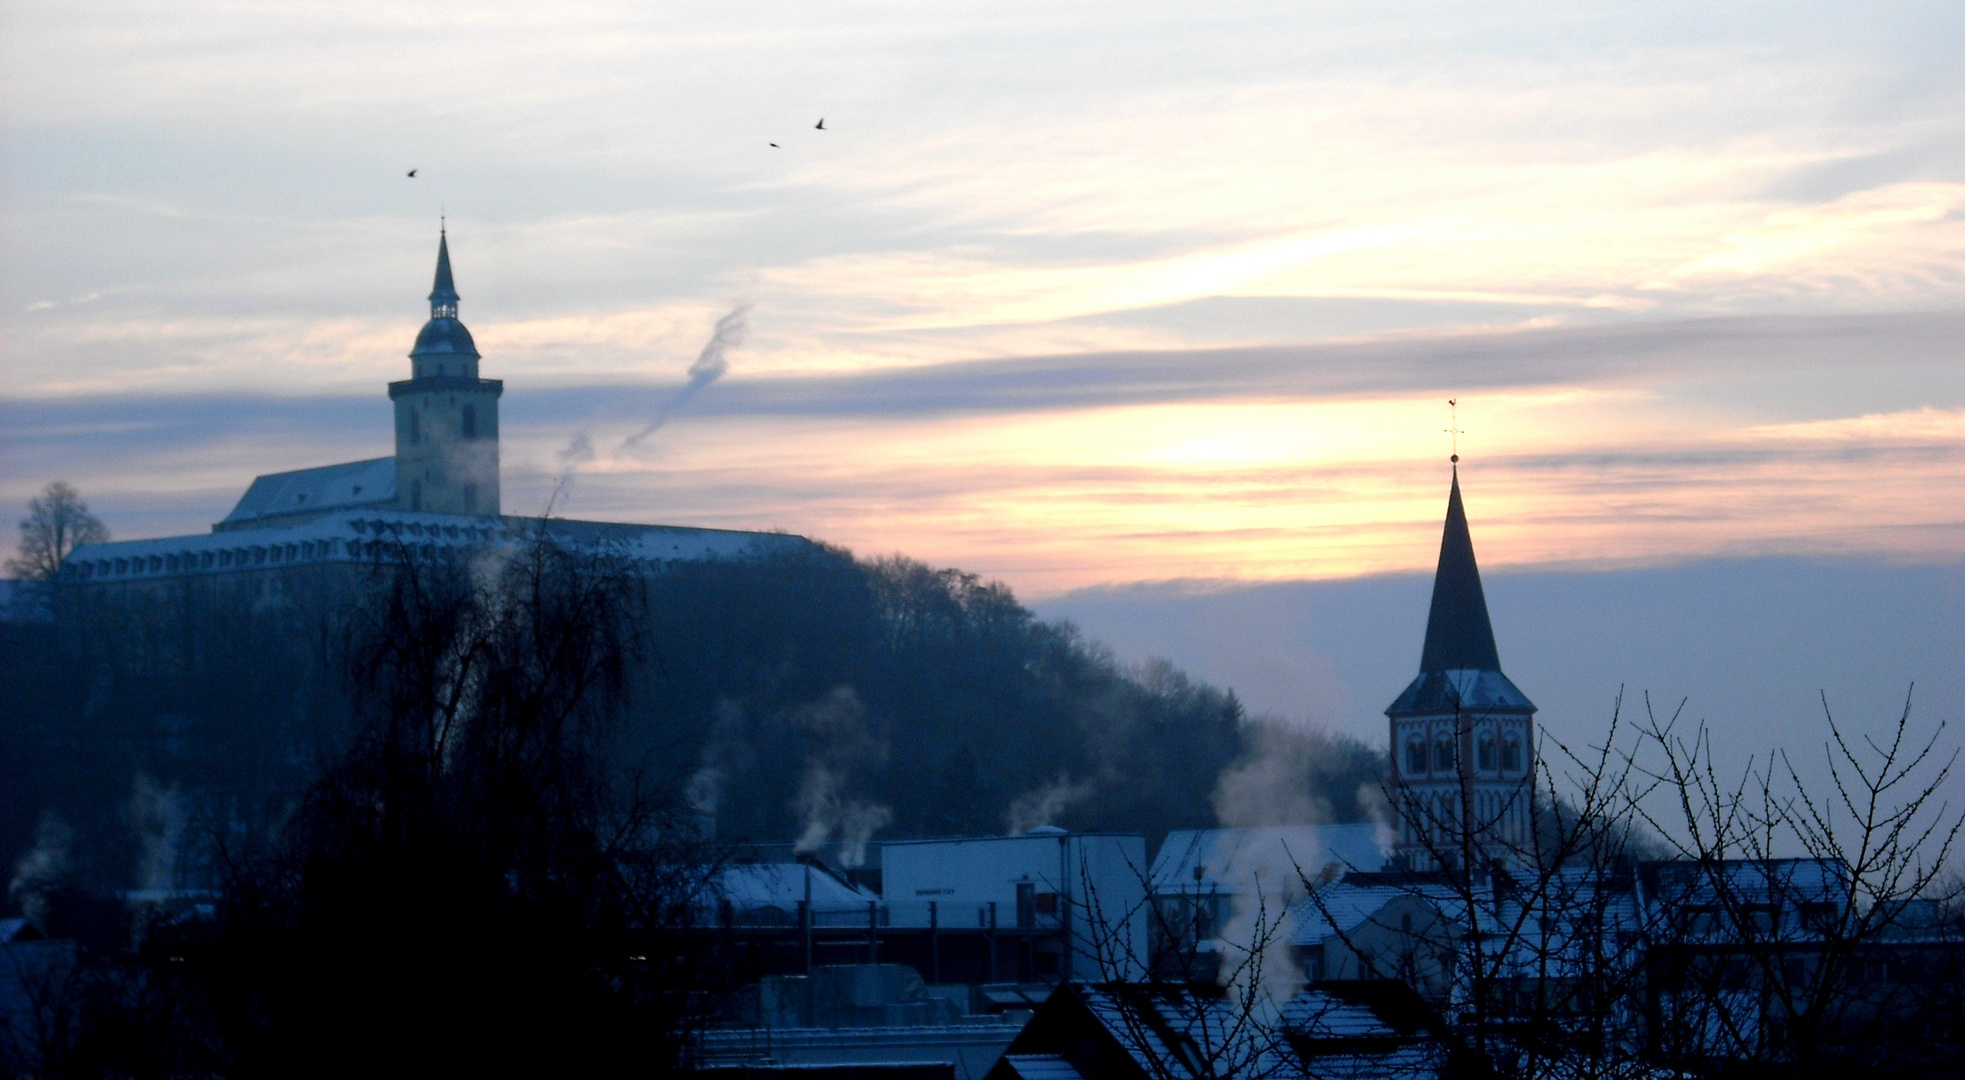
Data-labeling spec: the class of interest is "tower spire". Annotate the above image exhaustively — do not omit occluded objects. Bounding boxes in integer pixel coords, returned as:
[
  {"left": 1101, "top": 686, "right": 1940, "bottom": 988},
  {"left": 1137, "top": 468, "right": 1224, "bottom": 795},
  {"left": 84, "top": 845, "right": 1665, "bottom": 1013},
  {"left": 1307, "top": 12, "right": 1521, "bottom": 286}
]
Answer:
[
  {"left": 429, "top": 225, "right": 459, "bottom": 319},
  {"left": 1419, "top": 469, "right": 1502, "bottom": 673}
]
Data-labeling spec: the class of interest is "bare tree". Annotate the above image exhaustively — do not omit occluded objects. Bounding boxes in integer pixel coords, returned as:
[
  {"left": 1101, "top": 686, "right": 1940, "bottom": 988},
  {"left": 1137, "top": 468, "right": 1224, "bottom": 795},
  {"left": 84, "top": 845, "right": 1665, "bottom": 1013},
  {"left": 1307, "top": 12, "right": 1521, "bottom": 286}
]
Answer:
[
  {"left": 45, "top": 532, "right": 751, "bottom": 1076},
  {"left": 1289, "top": 687, "right": 1965, "bottom": 1080},
  {"left": 7, "top": 481, "right": 108, "bottom": 582},
  {"left": 1067, "top": 845, "right": 1305, "bottom": 1080},
  {"left": 1626, "top": 690, "right": 1965, "bottom": 1079}
]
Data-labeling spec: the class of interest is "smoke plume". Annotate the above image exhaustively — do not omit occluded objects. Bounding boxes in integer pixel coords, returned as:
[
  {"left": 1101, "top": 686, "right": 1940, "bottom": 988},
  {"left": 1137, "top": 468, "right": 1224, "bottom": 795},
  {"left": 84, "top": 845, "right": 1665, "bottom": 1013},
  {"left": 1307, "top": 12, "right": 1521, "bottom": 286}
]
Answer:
[
  {"left": 551, "top": 430, "right": 597, "bottom": 504},
  {"left": 130, "top": 774, "right": 184, "bottom": 895},
  {"left": 8, "top": 812, "right": 73, "bottom": 926},
  {"left": 788, "top": 686, "right": 892, "bottom": 868},
  {"left": 622, "top": 302, "right": 750, "bottom": 449},
  {"left": 1005, "top": 775, "right": 1095, "bottom": 835},
  {"left": 1203, "top": 722, "right": 1350, "bottom": 1014},
  {"left": 1212, "top": 722, "right": 1336, "bottom": 829},
  {"left": 685, "top": 699, "right": 750, "bottom": 839}
]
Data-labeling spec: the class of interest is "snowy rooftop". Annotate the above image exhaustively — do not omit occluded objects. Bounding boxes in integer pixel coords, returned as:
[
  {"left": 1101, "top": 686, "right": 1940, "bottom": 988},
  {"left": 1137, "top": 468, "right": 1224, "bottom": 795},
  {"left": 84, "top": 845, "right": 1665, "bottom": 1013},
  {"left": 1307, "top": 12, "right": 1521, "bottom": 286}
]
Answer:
[
  {"left": 1150, "top": 825, "right": 1390, "bottom": 896},
  {"left": 221, "top": 457, "right": 397, "bottom": 527},
  {"left": 64, "top": 510, "right": 812, "bottom": 584}
]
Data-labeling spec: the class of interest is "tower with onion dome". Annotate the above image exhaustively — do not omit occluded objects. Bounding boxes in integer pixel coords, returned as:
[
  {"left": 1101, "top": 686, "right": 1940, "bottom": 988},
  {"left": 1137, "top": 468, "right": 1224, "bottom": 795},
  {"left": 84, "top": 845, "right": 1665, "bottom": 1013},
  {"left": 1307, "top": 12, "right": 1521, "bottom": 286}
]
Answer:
[{"left": 390, "top": 227, "right": 503, "bottom": 515}]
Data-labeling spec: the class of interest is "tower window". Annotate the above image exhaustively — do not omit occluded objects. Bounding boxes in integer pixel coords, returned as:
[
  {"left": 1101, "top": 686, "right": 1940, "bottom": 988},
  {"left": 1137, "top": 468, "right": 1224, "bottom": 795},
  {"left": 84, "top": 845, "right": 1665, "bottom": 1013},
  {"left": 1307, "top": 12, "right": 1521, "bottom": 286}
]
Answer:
[
  {"left": 1503, "top": 735, "right": 1523, "bottom": 773},
  {"left": 463, "top": 484, "right": 477, "bottom": 513},
  {"left": 1433, "top": 734, "right": 1456, "bottom": 773},
  {"left": 1478, "top": 734, "right": 1497, "bottom": 772},
  {"left": 410, "top": 411, "right": 421, "bottom": 445},
  {"left": 462, "top": 405, "right": 477, "bottom": 439},
  {"left": 1405, "top": 737, "right": 1427, "bottom": 776},
  {"left": 411, "top": 480, "right": 422, "bottom": 511}
]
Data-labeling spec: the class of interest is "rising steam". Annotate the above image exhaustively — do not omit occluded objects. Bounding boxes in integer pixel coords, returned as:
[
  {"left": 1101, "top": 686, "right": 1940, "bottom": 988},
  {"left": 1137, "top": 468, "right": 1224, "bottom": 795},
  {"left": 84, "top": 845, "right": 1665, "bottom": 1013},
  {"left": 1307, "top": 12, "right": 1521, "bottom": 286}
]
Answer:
[
  {"left": 621, "top": 302, "right": 751, "bottom": 449},
  {"left": 8, "top": 812, "right": 72, "bottom": 926},
  {"left": 547, "top": 303, "right": 751, "bottom": 508},
  {"left": 685, "top": 698, "right": 751, "bottom": 839},
  {"left": 787, "top": 686, "right": 892, "bottom": 868},
  {"left": 1005, "top": 774, "right": 1095, "bottom": 835}
]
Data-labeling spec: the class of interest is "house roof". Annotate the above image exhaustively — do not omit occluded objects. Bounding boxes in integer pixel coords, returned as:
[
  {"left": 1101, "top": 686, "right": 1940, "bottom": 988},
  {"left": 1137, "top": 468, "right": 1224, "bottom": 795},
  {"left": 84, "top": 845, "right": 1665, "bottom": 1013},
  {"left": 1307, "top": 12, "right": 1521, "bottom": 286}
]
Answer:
[
  {"left": 1151, "top": 825, "right": 1390, "bottom": 895},
  {"left": 996, "top": 1055, "right": 1090, "bottom": 1080},
  {"left": 221, "top": 457, "right": 398, "bottom": 526},
  {"left": 990, "top": 982, "right": 1452, "bottom": 1080},
  {"left": 1290, "top": 879, "right": 1498, "bottom": 946},
  {"left": 716, "top": 861, "right": 879, "bottom": 912}
]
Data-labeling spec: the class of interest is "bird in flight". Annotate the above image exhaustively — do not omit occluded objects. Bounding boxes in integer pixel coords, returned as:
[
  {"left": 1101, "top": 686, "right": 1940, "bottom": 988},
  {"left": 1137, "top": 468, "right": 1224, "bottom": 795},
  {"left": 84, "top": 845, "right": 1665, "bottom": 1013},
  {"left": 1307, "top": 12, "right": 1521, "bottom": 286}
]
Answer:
[
  {"left": 815, "top": 118, "right": 826, "bottom": 130},
  {"left": 406, "top": 169, "right": 417, "bottom": 177},
  {"left": 769, "top": 142, "right": 780, "bottom": 148}
]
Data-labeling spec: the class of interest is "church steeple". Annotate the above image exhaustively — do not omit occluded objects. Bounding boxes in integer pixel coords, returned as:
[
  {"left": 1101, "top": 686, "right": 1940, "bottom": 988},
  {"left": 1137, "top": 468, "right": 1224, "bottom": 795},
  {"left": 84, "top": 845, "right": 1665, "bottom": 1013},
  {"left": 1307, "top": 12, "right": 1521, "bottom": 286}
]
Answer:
[
  {"left": 1384, "top": 463, "right": 1538, "bottom": 869},
  {"left": 429, "top": 225, "right": 459, "bottom": 319},
  {"left": 1418, "top": 468, "right": 1502, "bottom": 674},
  {"left": 390, "top": 226, "right": 502, "bottom": 517},
  {"left": 1387, "top": 468, "right": 1533, "bottom": 715}
]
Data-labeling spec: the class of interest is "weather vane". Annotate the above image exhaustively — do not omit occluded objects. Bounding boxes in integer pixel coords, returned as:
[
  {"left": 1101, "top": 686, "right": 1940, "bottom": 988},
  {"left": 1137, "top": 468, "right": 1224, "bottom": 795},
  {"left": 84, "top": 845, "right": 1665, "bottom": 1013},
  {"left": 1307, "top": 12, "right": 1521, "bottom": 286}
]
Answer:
[{"left": 1445, "top": 398, "right": 1463, "bottom": 464}]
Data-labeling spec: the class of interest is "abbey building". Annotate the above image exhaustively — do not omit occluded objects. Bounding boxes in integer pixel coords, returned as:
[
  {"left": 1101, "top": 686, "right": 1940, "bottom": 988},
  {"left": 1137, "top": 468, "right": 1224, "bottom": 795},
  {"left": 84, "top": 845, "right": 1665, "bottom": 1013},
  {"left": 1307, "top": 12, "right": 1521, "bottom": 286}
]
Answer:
[{"left": 64, "top": 232, "right": 806, "bottom": 587}]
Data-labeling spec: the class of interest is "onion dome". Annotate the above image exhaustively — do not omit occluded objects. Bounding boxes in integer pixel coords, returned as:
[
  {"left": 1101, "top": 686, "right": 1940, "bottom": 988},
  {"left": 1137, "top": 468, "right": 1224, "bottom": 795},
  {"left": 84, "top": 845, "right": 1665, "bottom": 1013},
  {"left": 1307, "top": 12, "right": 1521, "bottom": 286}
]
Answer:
[{"left": 409, "top": 227, "right": 480, "bottom": 361}]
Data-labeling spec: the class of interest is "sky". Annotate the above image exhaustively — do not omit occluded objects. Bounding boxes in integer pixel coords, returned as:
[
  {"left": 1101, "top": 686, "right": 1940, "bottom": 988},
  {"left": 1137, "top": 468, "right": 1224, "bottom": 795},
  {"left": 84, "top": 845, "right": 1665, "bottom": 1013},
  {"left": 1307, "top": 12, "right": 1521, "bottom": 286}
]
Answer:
[{"left": 5, "top": 3, "right": 1965, "bottom": 790}]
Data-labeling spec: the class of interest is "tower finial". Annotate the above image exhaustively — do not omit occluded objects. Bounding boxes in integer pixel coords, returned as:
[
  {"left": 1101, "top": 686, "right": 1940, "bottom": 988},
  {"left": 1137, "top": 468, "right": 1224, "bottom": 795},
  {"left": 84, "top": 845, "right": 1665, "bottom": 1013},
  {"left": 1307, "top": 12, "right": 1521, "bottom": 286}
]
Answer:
[
  {"left": 1445, "top": 398, "right": 1463, "bottom": 465},
  {"left": 429, "top": 226, "right": 458, "bottom": 319}
]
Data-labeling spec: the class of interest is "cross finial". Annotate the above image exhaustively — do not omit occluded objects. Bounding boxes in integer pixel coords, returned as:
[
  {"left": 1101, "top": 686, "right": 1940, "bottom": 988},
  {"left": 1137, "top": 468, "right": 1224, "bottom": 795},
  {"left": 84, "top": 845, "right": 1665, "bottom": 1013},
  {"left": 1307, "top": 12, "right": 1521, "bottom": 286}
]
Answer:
[{"left": 1445, "top": 398, "right": 1463, "bottom": 464}]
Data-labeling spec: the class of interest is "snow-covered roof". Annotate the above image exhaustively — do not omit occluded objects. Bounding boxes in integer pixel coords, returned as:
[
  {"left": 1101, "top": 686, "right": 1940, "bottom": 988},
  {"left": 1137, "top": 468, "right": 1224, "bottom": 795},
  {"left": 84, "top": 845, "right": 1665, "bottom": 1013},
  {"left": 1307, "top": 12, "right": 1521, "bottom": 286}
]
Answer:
[
  {"left": 1151, "top": 825, "right": 1390, "bottom": 896},
  {"left": 715, "top": 861, "right": 878, "bottom": 912},
  {"left": 221, "top": 457, "right": 397, "bottom": 526},
  {"left": 1075, "top": 984, "right": 1302, "bottom": 1080},
  {"left": 997, "top": 1054, "right": 1090, "bottom": 1080},
  {"left": 1386, "top": 668, "right": 1534, "bottom": 717},
  {"left": 1289, "top": 878, "right": 1500, "bottom": 947},
  {"left": 63, "top": 510, "right": 813, "bottom": 584}
]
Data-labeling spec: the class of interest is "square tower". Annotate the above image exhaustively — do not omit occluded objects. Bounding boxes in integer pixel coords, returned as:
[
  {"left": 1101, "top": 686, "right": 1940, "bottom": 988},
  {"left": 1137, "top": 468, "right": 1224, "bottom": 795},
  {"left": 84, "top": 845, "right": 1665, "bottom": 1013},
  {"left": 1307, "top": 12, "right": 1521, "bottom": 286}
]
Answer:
[
  {"left": 389, "top": 229, "right": 503, "bottom": 516},
  {"left": 1386, "top": 469, "right": 1536, "bottom": 871}
]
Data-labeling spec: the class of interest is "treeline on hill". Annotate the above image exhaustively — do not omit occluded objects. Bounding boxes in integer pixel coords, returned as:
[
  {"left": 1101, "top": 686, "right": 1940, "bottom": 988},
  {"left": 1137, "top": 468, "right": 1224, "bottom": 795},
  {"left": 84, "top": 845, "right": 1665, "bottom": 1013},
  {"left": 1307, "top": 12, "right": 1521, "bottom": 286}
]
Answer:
[{"left": 0, "top": 536, "right": 1386, "bottom": 899}]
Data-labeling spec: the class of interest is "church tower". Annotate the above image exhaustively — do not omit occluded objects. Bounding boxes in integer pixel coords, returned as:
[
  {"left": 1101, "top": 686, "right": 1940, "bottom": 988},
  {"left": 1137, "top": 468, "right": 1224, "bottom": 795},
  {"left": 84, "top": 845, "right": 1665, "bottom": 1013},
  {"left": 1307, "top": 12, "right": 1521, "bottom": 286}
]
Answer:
[
  {"left": 390, "top": 229, "right": 503, "bottom": 516},
  {"left": 1386, "top": 468, "right": 1535, "bottom": 871}
]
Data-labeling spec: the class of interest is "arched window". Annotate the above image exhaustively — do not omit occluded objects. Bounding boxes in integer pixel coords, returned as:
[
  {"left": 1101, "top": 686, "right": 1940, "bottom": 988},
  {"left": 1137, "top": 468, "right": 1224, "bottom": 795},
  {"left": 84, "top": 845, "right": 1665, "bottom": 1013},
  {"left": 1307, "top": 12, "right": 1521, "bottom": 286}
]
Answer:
[
  {"left": 1405, "top": 737, "right": 1427, "bottom": 776},
  {"left": 1502, "top": 735, "right": 1523, "bottom": 772},
  {"left": 1433, "top": 733, "right": 1456, "bottom": 773},
  {"left": 462, "top": 405, "right": 477, "bottom": 439},
  {"left": 410, "top": 410, "right": 421, "bottom": 445},
  {"left": 1478, "top": 734, "right": 1497, "bottom": 771}
]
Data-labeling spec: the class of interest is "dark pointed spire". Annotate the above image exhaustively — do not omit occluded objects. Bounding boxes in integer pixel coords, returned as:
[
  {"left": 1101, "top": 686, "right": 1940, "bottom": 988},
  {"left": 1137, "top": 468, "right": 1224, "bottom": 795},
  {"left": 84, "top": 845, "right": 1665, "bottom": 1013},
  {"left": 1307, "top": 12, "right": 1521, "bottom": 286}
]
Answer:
[
  {"left": 428, "top": 224, "right": 459, "bottom": 318},
  {"left": 1419, "top": 467, "right": 1502, "bottom": 673}
]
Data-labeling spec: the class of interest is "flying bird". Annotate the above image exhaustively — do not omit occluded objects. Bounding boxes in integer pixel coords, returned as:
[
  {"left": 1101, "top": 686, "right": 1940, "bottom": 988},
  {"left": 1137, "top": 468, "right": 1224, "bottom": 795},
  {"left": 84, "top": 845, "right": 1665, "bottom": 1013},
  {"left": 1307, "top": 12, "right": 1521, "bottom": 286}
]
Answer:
[
  {"left": 815, "top": 118, "right": 826, "bottom": 130},
  {"left": 769, "top": 142, "right": 780, "bottom": 148},
  {"left": 406, "top": 169, "right": 417, "bottom": 177}
]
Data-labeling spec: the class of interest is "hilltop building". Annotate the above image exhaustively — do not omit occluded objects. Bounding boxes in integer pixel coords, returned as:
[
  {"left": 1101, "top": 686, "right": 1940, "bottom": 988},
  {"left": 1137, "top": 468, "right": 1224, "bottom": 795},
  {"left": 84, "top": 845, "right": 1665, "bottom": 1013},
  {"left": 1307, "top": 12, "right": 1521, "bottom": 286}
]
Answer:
[
  {"left": 1386, "top": 468, "right": 1535, "bottom": 870},
  {"left": 63, "top": 231, "right": 807, "bottom": 588}
]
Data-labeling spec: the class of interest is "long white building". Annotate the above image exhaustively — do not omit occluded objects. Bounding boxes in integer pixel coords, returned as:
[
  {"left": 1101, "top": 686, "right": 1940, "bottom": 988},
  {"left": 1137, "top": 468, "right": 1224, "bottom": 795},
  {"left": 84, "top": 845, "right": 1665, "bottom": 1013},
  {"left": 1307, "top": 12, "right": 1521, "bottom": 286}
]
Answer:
[{"left": 63, "top": 231, "right": 809, "bottom": 588}]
